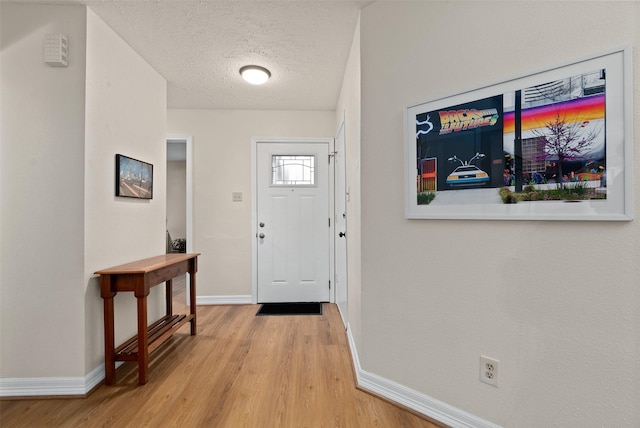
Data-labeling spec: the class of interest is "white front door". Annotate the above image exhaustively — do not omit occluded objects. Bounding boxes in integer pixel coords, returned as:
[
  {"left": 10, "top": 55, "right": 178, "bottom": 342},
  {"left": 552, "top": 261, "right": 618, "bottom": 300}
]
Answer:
[{"left": 256, "top": 141, "right": 331, "bottom": 303}]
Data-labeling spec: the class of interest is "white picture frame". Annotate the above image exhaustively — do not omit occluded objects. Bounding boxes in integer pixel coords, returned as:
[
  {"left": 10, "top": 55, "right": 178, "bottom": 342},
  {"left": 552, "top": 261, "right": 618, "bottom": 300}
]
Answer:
[{"left": 404, "top": 46, "right": 633, "bottom": 221}]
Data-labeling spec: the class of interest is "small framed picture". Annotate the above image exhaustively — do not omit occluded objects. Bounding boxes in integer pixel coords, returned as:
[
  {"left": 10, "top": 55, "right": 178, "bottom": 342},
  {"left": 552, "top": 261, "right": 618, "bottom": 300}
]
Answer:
[{"left": 115, "top": 154, "right": 153, "bottom": 199}]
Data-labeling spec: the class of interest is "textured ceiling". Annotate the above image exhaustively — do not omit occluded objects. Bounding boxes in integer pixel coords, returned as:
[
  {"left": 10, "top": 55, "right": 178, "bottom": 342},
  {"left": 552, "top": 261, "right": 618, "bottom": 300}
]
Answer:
[{"left": 54, "top": 0, "right": 368, "bottom": 110}]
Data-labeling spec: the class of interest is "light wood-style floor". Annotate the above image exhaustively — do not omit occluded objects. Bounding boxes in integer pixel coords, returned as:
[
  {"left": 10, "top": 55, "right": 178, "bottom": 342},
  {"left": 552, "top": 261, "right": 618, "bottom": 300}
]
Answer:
[{"left": 1, "top": 277, "right": 441, "bottom": 428}]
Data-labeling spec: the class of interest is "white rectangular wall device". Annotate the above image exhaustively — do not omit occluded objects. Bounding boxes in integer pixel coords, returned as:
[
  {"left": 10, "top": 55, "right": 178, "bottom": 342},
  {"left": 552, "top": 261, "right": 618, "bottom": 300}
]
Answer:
[{"left": 44, "top": 34, "right": 68, "bottom": 67}]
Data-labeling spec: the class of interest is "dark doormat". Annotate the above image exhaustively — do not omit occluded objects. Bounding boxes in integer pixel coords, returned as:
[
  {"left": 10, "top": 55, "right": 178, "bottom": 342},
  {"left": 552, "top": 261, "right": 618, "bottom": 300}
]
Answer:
[{"left": 256, "top": 302, "right": 323, "bottom": 316}]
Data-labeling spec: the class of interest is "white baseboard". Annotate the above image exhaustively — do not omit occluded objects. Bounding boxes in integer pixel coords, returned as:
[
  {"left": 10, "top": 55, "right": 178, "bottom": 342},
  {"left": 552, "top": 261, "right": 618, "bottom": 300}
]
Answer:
[
  {"left": 0, "top": 363, "right": 122, "bottom": 398},
  {"left": 196, "top": 295, "right": 252, "bottom": 305},
  {"left": 0, "top": 376, "right": 88, "bottom": 397},
  {"left": 346, "top": 326, "right": 501, "bottom": 428}
]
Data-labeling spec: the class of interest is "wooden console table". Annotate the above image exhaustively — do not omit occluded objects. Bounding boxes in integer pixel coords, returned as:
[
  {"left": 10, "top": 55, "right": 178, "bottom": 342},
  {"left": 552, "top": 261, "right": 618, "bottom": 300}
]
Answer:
[{"left": 95, "top": 253, "right": 200, "bottom": 385}]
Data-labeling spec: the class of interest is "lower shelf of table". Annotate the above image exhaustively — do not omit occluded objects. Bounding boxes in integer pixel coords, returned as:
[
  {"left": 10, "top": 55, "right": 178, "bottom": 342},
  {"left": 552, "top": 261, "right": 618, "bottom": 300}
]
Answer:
[{"left": 114, "top": 314, "right": 194, "bottom": 361}]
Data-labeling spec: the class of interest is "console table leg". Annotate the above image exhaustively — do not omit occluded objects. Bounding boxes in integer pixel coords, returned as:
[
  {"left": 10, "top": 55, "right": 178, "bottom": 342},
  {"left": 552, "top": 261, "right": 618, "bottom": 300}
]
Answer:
[
  {"left": 189, "top": 272, "right": 197, "bottom": 335},
  {"left": 137, "top": 295, "right": 149, "bottom": 385},
  {"left": 103, "top": 293, "right": 116, "bottom": 385},
  {"left": 165, "top": 279, "right": 173, "bottom": 317}
]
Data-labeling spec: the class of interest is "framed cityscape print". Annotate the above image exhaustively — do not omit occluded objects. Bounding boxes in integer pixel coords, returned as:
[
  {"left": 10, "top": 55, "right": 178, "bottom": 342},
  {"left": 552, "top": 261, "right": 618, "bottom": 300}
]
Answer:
[
  {"left": 404, "top": 46, "right": 632, "bottom": 220},
  {"left": 115, "top": 154, "right": 153, "bottom": 199}
]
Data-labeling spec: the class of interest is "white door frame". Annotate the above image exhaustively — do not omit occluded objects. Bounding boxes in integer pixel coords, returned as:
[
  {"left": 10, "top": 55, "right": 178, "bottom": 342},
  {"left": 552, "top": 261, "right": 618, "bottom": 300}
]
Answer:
[
  {"left": 334, "top": 115, "right": 348, "bottom": 327},
  {"left": 166, "top": 134, "right": 194, "bottom": 305},
  {"left": 166, "top": 134, "right": 194, "bottom": 253},
  {"left": 251, "top": 137, "right": 335, "bottom": 304}
]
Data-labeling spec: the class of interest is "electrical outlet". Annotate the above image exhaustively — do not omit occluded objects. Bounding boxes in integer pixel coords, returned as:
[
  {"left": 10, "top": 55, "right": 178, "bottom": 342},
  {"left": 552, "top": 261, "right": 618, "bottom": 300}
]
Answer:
[{"left": 480, "top": 356, "right": 499, "bottom": 387}]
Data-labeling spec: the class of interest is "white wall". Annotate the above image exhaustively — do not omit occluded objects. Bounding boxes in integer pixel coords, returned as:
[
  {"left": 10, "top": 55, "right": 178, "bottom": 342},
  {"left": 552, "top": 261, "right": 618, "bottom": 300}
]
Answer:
[
  {"left": 335, "top": 17, "right": 362, "bottom": 348},
  {"left": 0, "top": 3, "right": 167, "bottom": 384},
  {"left": 167, "top": 160, "right": 187, "bottom": 240},
  {"left": 360, "top": 2, "right": 640, "bottom": 427},
  {"left": 167, "top": 110, "right": 334, "bottom": 299},
  {"left": 84, "top": 7, "right": 167, "bottom": 372},
  {"left": 0, "top": 3, "right": 87, "bottom": 378}
]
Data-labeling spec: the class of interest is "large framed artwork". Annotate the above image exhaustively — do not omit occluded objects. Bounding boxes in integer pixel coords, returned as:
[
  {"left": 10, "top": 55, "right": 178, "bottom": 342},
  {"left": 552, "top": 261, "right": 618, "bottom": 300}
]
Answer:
[
  {"left": 404, "top": 47, "right": 632, "bottom": 220},
  {"left": 115, "top": 154, "right": 153, "bottom": 199}
]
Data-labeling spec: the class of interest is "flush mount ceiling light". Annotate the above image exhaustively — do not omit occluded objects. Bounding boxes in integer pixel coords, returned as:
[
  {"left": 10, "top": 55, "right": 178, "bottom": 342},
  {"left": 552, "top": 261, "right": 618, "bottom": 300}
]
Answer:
[{"left": 239, "top": 65, "right": 271, "bottom": 85}]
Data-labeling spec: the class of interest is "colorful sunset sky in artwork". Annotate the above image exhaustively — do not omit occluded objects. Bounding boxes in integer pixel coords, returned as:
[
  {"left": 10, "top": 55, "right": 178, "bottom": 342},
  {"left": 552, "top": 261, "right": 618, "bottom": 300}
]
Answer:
[{"left": 504, "top": 93, "right": 605, "bottom": 134}]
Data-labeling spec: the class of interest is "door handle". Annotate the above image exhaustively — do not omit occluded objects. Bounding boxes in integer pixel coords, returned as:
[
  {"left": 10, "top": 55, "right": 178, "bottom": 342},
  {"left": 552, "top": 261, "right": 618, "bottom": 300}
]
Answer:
[
  {"left": 259, "top": 233, "right": 265, "bottom": 239},
  {"left": 339, "top": 232, "right": 346, "bottom": 238}
]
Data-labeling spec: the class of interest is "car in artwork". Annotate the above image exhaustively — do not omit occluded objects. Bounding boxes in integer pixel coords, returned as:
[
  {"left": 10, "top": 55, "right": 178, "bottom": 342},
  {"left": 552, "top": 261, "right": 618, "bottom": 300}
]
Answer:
[
  {"left": 445, "top": 152, "right": 490, "bottom": 187},
  {"left": 446, "top": 165, "right": 490, "bottom": 187}
]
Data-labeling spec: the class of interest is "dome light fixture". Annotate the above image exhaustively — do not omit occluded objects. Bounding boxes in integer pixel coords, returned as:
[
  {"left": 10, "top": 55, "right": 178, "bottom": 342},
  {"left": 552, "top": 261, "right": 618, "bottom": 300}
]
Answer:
[{"left": 239, "top": 65, "right": 271, "bottom": 85}]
